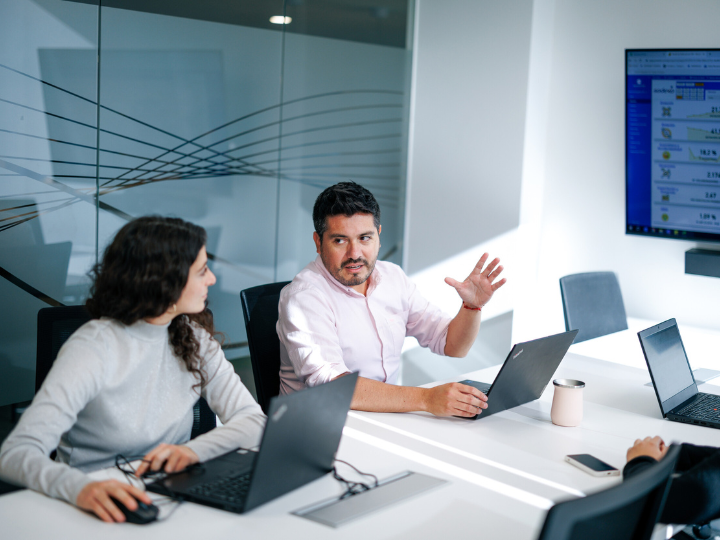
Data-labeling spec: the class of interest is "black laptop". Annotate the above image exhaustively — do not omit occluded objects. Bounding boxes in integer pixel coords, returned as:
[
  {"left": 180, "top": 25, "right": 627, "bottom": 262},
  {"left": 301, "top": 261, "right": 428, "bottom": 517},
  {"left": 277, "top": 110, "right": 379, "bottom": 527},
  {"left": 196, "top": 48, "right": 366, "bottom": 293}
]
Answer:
[
  {"left": 460, "top": 330, "right": 578, "bottom": 419},
  {"left": 638, "top": 319, "right": 720, "bottom": 429},
  {"left": 147, "top": 372, "right": 358, "bottom": 513}
]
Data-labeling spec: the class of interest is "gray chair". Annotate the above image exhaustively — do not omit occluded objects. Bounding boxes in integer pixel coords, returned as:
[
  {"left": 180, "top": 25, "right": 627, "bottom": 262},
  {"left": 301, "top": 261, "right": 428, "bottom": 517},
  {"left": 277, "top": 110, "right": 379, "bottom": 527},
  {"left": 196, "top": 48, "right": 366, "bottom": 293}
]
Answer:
[
  {"left": 559, "top": 272, "right": 628, "bottom": 343},
  {"left": 537, "top": 444, "right": 681, "bottom": 540}
]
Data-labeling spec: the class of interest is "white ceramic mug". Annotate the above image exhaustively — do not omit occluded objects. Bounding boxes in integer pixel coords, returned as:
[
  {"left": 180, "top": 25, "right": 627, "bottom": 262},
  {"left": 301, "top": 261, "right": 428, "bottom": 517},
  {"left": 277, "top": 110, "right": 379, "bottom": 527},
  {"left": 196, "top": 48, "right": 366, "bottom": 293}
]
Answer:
[{"left": 551, "top": 379, "right": 585, "bottom": 427}]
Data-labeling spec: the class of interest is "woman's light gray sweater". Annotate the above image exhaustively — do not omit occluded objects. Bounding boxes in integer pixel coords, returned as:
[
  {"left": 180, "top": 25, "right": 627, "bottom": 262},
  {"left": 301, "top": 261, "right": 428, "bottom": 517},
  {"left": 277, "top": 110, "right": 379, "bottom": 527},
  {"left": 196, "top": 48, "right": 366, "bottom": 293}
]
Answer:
[{"left": 0, "top": 318, "right": 266, "bottom": 505}]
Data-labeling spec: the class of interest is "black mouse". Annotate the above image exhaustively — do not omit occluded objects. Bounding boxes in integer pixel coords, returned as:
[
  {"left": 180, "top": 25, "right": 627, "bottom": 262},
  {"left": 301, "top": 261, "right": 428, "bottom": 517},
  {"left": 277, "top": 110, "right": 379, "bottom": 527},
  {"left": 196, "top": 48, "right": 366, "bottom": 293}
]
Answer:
[{"left": 111, "top": 497, "right": 159, "bottom": 524}]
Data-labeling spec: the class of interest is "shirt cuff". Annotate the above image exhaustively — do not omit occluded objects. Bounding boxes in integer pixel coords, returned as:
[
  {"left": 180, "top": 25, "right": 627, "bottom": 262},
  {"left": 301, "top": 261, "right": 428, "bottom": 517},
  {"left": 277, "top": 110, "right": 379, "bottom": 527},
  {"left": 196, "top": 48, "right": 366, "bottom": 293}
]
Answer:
[
  {"left": 304, "top": 363, "right": 351, "bottom": 387},
  {"left": 430, "top": 317, "right": 453, "bottom": 356},
  {"left": 63, "top": 474, "right": 94, "bottom": 507}
]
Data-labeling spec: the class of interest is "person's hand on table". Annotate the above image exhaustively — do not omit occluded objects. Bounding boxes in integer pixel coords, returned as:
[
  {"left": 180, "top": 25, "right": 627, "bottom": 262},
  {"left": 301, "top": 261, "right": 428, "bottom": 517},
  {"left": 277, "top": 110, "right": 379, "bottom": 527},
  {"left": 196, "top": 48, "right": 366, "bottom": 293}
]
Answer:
[
  {"left": 135, "top": 443, "right": 199, "bottom": 477},
  {"left": 424, "top": 382, "right": 488, "bottom": 417},
  {"left": 444, "top": 252, "right": 506, "bottom": 309},
  {"left": 626, "top": 436, "right": 669, "bottom": 462},
  {"left": 76, "top": 479, "right": 152, "bottom": 523}
]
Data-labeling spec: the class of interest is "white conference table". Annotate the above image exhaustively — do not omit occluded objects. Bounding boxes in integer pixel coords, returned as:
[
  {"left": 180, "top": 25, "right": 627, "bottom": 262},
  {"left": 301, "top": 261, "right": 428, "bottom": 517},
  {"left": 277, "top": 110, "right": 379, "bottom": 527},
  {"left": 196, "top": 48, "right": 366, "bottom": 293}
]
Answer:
[
  {"left": 0, "top": 427, "right": 546, "bottom": 540},
  {"left": 2, "top": 319, "right": 720, "bottom": 539},
  {"left": 348, "top": 319, "right": 720, "bottom": 503}
]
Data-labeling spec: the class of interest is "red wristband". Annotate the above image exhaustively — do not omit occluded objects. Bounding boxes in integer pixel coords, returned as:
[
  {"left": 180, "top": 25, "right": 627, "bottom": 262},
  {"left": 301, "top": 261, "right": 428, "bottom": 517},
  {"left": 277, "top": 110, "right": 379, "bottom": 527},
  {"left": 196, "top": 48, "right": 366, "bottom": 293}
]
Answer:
[{"left": 462, "top": 302, "right": 482, "bottom": 311}]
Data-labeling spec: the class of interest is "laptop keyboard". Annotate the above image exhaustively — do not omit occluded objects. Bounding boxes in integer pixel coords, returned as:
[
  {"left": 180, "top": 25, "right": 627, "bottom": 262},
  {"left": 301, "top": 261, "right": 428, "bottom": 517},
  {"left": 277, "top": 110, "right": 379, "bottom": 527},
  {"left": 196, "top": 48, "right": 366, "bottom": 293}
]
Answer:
[
  {"left": 187, "top": 471, "right": 252, "bottom": 505},
  {"left": 677, "top": 394, "right": 720, "bottom": 421}
]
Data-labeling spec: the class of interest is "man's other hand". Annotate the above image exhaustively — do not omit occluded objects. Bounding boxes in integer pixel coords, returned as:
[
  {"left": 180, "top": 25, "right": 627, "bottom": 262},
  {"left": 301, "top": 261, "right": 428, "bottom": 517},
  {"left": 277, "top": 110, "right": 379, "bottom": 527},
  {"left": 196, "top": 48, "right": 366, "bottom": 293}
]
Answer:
[{"left": 424, "top": 382, "right": 488, "bottom": 417}]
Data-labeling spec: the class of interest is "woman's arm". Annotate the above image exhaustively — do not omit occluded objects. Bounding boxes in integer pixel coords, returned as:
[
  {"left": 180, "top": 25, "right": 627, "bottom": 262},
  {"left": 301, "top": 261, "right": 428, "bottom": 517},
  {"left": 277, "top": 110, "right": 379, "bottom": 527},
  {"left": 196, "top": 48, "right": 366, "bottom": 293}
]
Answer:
[
  {"left": 182, "top": 331, "right": 266, "bottom": 461},
  {"left": 0, "top": 324, "right": 106, "bottom": 505}
]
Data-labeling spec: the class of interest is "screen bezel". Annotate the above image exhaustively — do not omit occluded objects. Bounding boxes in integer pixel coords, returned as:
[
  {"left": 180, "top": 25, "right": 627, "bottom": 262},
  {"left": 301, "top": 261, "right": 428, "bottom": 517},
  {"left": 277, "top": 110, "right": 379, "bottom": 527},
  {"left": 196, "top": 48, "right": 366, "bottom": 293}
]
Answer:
[
  {"left": 637, "top": 318, "right": 698, "bottom": 414},
  {"left": 625, "top": 48, "right": 720, "bottom": 243}
]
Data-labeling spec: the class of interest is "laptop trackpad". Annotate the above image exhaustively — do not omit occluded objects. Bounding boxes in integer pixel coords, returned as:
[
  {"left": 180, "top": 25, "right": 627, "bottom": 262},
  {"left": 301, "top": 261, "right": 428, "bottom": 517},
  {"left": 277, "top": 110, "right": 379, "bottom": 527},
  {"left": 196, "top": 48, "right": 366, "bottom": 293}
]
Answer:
[{"left": 215, "top": 448, "right": 258, "bottom": 474}]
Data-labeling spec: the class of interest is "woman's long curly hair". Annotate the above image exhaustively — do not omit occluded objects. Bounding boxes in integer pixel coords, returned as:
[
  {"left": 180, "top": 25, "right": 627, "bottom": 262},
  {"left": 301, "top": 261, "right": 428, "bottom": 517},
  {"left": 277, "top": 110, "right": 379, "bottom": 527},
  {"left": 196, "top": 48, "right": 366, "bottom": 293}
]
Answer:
[{"left": 86, "top": 216, "right": 214, "bottom": 388}]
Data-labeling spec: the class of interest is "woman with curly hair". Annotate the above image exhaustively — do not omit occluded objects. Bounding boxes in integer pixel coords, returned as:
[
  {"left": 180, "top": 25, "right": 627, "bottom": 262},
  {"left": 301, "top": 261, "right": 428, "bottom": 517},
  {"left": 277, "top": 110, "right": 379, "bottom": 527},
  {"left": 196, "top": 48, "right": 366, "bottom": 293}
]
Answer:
[{"left": 0, "top": 216, "right": 265, "bottom": 522}]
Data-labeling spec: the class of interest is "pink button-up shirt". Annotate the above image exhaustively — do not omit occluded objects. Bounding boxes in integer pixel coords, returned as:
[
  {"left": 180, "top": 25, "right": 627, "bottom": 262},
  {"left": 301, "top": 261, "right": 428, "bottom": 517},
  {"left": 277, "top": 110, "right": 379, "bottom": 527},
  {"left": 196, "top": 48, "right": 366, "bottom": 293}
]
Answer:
[{"left": 277, "top": 256, "right": 452, "bottom": 394}]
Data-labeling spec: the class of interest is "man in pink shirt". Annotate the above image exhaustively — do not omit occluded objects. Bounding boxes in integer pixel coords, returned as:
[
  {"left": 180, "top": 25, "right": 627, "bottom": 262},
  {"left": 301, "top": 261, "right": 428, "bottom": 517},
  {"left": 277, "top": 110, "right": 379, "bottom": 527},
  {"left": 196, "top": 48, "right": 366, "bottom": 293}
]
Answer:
[{"left": 277, "top": 182, "right": 506, "bottom": 417}]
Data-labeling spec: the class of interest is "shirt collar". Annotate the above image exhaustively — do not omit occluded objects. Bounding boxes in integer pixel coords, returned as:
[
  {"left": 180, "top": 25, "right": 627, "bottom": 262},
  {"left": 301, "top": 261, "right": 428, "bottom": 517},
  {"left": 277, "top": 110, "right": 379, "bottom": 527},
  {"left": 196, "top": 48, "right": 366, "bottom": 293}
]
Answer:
[{"left": 314, "top": 255, "right": 382, "bottom": 297}]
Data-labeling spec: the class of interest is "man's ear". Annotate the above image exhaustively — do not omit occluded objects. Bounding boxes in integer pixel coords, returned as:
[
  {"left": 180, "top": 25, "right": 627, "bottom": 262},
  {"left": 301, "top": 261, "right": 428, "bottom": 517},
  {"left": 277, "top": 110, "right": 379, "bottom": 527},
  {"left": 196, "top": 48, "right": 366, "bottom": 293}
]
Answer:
[
  {"left": 378, "top": 225, "right": 382, "bottom": 235},
  {"left": 313, "top": 231, "right": 322, "bottom": 254}
]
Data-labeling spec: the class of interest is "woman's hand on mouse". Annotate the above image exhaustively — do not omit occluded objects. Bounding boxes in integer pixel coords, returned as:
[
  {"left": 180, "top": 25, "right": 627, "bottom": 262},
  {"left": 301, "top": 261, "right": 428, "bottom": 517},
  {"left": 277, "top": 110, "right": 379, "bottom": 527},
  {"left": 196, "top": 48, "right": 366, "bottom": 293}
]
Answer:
[
  {"left": 76, "top": 479, "right": 152, "bottom": 523},
  {"left": 136, "top": 443, "right": 199, "bottom": 477}
]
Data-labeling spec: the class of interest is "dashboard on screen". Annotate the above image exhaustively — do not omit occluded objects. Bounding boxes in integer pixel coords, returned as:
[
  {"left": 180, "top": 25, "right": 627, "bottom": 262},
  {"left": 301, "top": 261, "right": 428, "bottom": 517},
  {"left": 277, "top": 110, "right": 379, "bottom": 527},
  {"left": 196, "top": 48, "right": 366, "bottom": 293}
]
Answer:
[{"left": 626, "top": 49, "right": 720, "bottom": 242}]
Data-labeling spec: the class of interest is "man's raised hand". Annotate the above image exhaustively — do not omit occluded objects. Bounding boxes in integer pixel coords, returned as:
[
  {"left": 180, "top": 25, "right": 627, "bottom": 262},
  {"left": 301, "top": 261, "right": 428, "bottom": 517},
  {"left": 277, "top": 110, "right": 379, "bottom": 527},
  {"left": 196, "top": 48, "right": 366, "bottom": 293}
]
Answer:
[{"left": 444, "top": 253, "right": 506, "bottom": 309}]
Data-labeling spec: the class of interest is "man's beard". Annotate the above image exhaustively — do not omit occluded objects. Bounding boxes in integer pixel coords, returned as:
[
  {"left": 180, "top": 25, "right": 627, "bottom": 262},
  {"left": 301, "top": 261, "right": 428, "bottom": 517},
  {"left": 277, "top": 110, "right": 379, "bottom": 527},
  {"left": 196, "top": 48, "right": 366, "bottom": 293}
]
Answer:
[{"left": 326, "top": 256, "right": 377, "bottom": 287}]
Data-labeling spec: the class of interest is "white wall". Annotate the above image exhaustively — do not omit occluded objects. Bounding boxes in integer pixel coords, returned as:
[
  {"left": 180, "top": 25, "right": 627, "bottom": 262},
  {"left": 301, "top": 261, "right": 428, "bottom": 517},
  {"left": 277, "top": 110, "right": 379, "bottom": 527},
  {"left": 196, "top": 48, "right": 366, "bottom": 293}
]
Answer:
[
  {"left": 514, "top": 0, "right": 720, "bottom": 342},
  {"left": 405, "top": 0, "right": 533, "bottom": 274},
  {"left": 400, "top": 0, "right": 533, "bottom": 380}
]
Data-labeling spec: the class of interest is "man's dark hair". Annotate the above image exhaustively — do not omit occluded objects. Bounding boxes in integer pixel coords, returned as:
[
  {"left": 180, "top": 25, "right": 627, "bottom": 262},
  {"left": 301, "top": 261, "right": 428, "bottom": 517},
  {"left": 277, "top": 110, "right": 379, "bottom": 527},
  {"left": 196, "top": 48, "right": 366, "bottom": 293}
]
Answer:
[{"left": 313, "top": 181, "right": 380, "bottom": 238}]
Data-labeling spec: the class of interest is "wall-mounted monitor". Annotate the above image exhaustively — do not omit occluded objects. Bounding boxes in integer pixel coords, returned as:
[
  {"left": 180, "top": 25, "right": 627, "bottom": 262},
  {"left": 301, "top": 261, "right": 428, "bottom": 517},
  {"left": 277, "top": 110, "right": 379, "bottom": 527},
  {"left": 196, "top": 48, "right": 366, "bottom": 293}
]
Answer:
[{"left": 626, "top": 49, "right": 720, "bottom": 242}]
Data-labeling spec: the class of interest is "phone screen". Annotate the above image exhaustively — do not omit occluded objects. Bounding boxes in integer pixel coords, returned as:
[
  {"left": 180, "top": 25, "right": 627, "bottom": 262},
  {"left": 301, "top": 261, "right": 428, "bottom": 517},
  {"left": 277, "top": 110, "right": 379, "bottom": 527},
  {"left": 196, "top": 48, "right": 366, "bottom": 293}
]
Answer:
[{"left": 567, "top": 454, "right": 617, "bottom": 472}]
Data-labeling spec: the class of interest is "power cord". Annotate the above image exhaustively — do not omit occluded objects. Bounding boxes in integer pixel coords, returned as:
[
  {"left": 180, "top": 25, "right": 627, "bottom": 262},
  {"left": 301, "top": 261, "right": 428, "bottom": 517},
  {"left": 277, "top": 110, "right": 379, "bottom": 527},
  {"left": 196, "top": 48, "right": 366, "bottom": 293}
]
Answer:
[
  {"left": 114, "top": 454, "right": 183, "bottom": 521},
  {"left": 332, "top": 459, "right": 379, "bottom": 500}
]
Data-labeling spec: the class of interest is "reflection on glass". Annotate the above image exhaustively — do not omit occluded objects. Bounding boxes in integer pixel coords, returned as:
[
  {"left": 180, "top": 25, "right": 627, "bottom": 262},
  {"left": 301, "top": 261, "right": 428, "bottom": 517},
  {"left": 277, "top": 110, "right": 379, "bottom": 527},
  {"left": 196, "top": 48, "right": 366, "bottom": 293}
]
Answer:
[
  {"left": 0, "top": 0, "right": 412, "bottom": 405},
  {"left": 97, "top": 6, "right": 284, "bottom": 349},
  {"left": 276, "top": 1, "right": 411, "bottom": 279},
  {"left": 0, "top": 0, "right": 98, "bottom": 406}
]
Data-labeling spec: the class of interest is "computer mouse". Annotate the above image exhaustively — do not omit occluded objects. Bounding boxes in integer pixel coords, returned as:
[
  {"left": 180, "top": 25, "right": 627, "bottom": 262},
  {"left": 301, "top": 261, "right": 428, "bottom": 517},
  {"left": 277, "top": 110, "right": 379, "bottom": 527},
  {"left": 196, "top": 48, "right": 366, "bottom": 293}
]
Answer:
[{"left": 111, "top": 497, "right": 159, "bottom": 525}]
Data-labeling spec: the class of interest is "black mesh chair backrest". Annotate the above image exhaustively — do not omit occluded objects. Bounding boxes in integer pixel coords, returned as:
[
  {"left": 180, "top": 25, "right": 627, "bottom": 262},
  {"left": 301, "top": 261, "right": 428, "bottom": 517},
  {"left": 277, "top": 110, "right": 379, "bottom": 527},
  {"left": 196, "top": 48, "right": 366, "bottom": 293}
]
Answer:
[
  {"left": 240, "top": 281, "right": 290, "bottom": 414},
  {"left": 559, "top": 271, "right": 628, "bottom": 343},
  {"left": 537, "top": 444, "right": 680, "bottom": 540},
  {"left": 36, "top": 305, "right": 215, "bottom": 438},
  {"left": 36, "top": 305, "right": 92, "bottom": 393}
]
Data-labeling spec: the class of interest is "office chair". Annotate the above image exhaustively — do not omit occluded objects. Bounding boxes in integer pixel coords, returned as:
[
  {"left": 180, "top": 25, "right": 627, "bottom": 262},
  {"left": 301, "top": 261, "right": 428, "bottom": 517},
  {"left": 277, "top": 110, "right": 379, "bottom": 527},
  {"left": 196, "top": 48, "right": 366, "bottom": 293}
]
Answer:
[
  {"left": 240, "top": 281, "right": 291, "bottom": 414},
  {"left": 36, "top": 305, "right": 216, "bottom": 440},
  {"left": 536, "top": 444, "right": 681, "bottom": 540},
  {"left": 559, "top": 271, "right": 628, "bottom": 343}
]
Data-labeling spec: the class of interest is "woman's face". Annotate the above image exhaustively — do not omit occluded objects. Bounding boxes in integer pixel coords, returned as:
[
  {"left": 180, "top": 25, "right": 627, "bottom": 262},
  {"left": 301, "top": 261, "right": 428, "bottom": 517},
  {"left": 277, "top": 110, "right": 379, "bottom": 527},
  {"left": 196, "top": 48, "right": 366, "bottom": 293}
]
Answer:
[{"left": 175, "top": 246, "right": 216, "bottom": 315}]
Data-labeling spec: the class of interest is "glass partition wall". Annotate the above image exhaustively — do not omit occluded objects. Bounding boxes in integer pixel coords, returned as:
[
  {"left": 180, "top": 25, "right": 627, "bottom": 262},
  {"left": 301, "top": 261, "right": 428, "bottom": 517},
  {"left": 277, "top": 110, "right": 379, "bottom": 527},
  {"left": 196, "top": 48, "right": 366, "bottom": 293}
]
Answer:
[{"left": 0, "top": 0, "right": 413, "bottom": 406}]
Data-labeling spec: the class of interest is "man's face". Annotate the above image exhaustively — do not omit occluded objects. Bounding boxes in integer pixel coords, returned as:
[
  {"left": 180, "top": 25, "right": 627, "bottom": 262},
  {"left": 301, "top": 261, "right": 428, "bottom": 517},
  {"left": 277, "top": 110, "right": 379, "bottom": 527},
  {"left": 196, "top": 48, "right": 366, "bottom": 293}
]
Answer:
[{"left": 314, "top": 213, "right": 381, "bottom": 294}]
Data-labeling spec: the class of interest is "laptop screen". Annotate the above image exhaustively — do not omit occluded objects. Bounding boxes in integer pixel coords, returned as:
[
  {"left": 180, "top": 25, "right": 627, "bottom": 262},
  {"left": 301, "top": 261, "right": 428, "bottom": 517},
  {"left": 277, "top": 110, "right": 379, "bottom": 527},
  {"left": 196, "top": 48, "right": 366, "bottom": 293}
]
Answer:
[{"left": 642, "top": 324, "right": 695, "bottom": 404}]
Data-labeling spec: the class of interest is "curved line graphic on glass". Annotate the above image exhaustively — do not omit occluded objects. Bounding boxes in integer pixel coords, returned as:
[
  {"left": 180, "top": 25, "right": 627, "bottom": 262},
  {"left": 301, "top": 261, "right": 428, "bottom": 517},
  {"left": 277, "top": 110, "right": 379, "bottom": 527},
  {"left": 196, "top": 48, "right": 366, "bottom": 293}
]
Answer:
[{"left": 0, "top": 63, "right": 406, "bottom": 304}]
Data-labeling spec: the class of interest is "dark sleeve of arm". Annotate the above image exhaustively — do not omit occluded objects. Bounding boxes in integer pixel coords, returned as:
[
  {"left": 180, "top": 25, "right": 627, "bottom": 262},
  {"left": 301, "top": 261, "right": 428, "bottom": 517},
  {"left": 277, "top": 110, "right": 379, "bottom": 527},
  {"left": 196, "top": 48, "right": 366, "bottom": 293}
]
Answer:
[
  {"left": 625, "top": 444, "right": 720, "bottom": 525},
  {"left": 674, "top": 443, "right": 719, "bottom": 472},
  {"left": 623, "top": 455, "right": 658, "bottom": 480},
  {"left": 658, "top": 444, "right": 720, "bottom": 525}
]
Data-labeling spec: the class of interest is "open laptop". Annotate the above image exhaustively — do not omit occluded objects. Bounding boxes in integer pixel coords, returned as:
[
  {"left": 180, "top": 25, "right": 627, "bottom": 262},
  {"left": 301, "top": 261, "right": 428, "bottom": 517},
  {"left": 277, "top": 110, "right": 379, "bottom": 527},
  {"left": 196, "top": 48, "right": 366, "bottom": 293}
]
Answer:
[
  {"left": 147, "top": 372, "right": 358, "bottom": 513},
  {"left": 459, "top": 330, "right": 578, "bottom": 419},
  {"left": 638, "top": 319, "right": 720, "bottom": 429}
]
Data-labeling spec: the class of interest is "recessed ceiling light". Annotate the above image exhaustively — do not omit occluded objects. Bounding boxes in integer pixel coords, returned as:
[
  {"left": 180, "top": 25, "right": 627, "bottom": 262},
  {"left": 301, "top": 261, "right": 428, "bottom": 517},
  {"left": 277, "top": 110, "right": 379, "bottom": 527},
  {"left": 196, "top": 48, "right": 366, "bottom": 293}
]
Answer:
[{"left": 269, "top": 16, "right": 292, "bottom": 24}]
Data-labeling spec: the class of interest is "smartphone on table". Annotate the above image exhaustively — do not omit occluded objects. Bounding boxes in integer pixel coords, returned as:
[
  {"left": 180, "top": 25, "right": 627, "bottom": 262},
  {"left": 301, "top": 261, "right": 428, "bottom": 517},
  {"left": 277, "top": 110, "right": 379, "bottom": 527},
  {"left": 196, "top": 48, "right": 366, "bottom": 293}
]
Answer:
[{"left": 565, "top": 454, "right": 620, "bottom": 477}]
